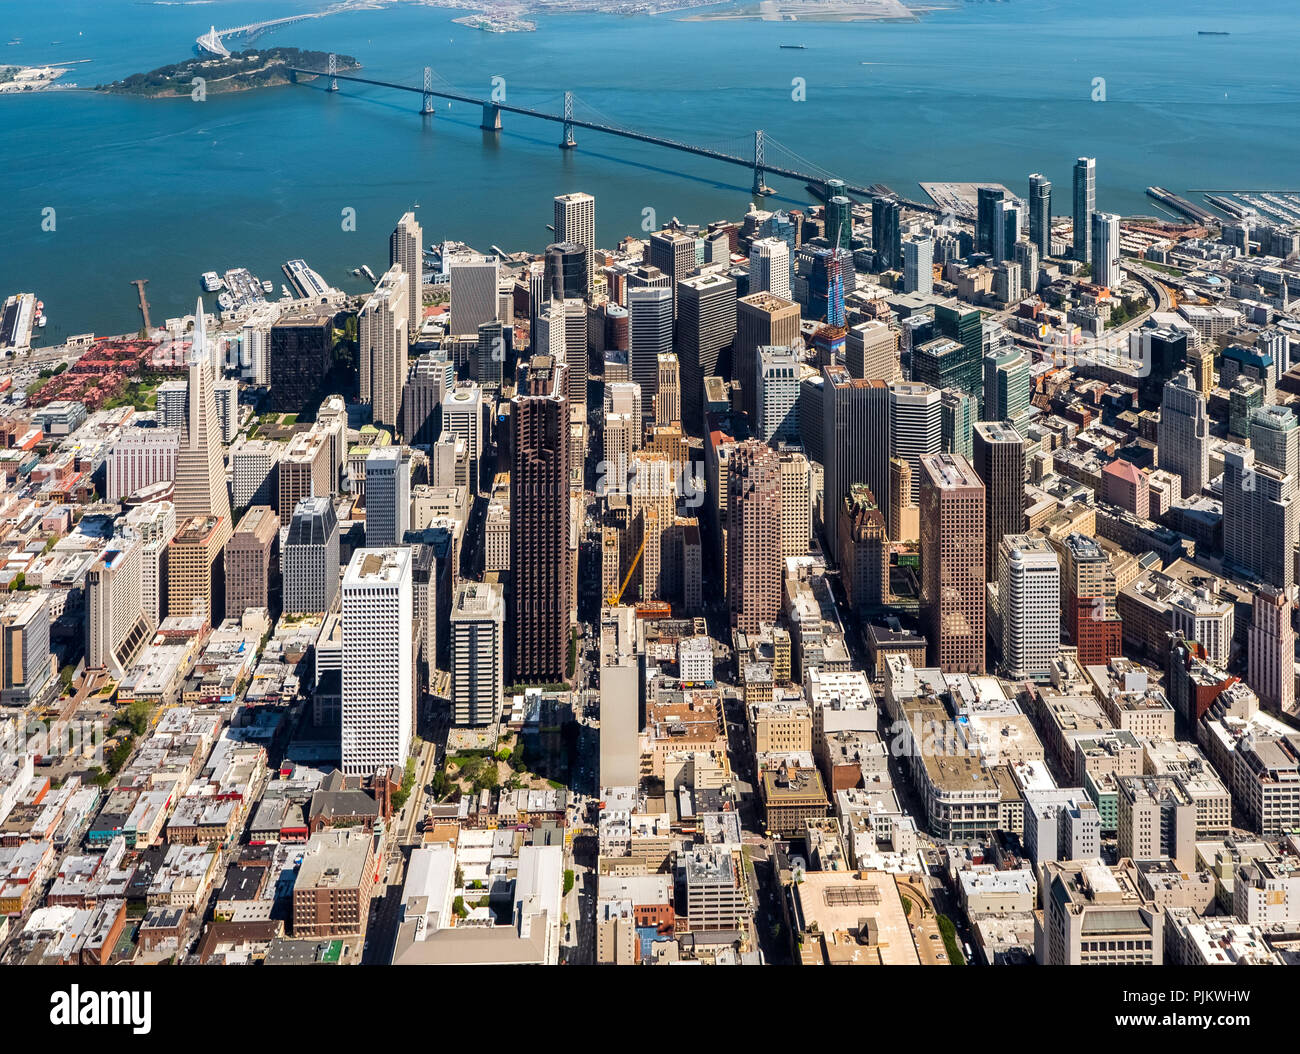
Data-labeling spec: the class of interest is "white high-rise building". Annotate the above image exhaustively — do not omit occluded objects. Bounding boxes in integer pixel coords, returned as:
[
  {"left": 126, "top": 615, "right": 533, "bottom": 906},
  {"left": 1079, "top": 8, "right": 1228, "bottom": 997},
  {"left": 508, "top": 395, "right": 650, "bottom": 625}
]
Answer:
[
  {"left": 998, "top": 534, "right": 1060, "bottom": 680},
  {"left": 390, "top": 211, "right": 424, "bottom": 337},
  {"left": 1159, "top": 370, "right": 1210, "bottom": 497},
  {"left": 86, "top": 532, "right": 152, "bottom": 679},
  {"left": 230, "top": 439, "right": 282, "bottom": 510},
  {"left": 1091, "top": 212, "right": 1123, "bottom": 289},
  {"left": 450, "top": 581, "right": 505, "bottom": 727},
  {"left": 554, "top": 192, "right": 596, "bottom": 298},
  {"left": 756, "top": 344, "right": 800, "bottom": 444},
  {"left": 123, "top": 501, "right": 176, "bottom": 627},
  {"left": 903, "top": 238, "right": 933, "bottom": 295},
  {"left": 107, "top": 427, "right": 179, "bottom": 503},
  {"left": 341, "top": 547, "right": 414, "bottom": 778},
  {"left": 449, "top": 252, "right": 500, "bottom": 335},
  {"left": 749, "top": 237, "right": 792, "bottom": 301},
  {"left": 174, "top": 299, "right": 233, "bottom": 541},
  {"left": 889, "top": 382, "right": 943, "bottom": 506},
  {"left": 443, "top": 385, "right": 483, "bottom": 493},
  {"left": 359, "top": 265, "right": 410, "bottom": 432}
]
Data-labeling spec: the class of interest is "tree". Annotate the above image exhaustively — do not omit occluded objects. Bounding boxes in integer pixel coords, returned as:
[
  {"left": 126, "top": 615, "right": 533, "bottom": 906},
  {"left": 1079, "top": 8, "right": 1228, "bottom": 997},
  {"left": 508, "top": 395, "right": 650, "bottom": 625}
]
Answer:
[
  {"left": 563, "top": 870, "right": 575, "bottom": 896},
  {"left": 471, "top": 762, "right": 499, "bottom": 793}
]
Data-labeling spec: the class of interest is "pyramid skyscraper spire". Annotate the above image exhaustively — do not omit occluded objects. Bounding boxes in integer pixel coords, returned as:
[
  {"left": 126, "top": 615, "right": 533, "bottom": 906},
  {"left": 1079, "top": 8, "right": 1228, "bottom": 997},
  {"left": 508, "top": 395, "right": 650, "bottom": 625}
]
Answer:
[{"left": 173, "top": 299, "right": 233, "bottom": 539}]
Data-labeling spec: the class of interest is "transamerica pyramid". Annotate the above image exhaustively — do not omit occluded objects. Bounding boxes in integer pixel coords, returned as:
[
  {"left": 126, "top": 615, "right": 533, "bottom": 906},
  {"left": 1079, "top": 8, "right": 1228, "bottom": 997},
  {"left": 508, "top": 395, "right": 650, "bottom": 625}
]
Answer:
[{"left": 173, "top": 299, "right": 233, "bottom": 543}]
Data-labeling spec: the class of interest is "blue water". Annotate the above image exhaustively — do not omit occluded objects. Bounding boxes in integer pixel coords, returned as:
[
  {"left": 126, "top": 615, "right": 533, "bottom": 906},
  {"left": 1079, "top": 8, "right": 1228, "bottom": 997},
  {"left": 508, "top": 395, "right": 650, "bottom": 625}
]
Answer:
[{"left": 2, "top": 0, "right": 1298, "bottom": 338}]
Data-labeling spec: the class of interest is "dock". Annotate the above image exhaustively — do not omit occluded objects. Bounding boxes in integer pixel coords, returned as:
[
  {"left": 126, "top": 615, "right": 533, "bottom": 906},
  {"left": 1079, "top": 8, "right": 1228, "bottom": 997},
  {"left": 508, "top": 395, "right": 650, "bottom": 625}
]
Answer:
[{"left": 131, "top": 278, "right": 151, "bottom": 331}]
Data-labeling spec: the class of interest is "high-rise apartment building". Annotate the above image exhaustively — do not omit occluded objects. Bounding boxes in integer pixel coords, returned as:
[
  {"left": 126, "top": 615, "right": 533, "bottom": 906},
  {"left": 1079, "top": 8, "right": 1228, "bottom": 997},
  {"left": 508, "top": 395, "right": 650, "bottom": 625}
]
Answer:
[
  {"left": 108, "top": 427, "right": 180, "bottom": 504},
  {"left": 167, "top": 514, "right": 228, "bottom": 628},
  {"left": 920, "top": 453, "right": 986, "bottom": 673},
  {"left": 86, "top": 534, "right": 152, "bottom": 680},
  {"left": 1159, "top": 371, "right": 1210, "bottom": 498},
  {"left": 1091, "top": 212, "right": 1122, "bottom": 289},
  {"left": 553, "top": 192, "right": 596, "bottom": 297},
  {"left": 359, "top": 265, "right": 410, "bottom": 432},
  {"left": 1028, "top": 173, "right": 1052, "bottom": 258},
  {"left": 341, "top": 547, "right": 414, "bottom": 778},
  {"left": 389, "top": 211, "right": 423, "bottom": 340},
  {"left": 1072, "top": 157, "right": 1096, "bottom": 263}
]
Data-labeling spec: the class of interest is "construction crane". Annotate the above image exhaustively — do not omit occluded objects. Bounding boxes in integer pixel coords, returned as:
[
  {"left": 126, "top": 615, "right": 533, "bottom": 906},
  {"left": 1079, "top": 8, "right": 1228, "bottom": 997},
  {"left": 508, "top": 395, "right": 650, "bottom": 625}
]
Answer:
[{"left": 605, "top": 532, "right": 646, "bottom": 607}]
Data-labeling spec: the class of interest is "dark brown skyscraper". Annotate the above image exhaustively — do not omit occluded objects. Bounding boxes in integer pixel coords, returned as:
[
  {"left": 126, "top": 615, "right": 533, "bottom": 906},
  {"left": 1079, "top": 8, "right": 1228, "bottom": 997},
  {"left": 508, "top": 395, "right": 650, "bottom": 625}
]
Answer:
[
  {"left": 920, "top": 453, "right": 986, "bottom": 674},
  {"left": 971, "top": 420, "right": 1026, "bottom": 583},
  {"left": 726, "top": 440, "right": 782, "bottom": 635},
  {"left": 510, "top": 356, "right": 571, "bottom": 684}
]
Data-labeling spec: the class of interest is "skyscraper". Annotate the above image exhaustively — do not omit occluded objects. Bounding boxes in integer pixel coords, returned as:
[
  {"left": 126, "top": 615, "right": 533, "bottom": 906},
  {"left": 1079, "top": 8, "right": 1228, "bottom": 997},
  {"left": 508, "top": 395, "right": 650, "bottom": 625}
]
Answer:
[
  {"left": 86, "top": 534, "right": 152, "bottom": 680},
  {"left": 749, "top": 237, "right": 792, "bottom": 301},
  {"left": 825, "top": 195, "right": 853, "bottom": 251},
  {"left": 451, "top": 581, "right": 505, "bottom": 727},
  {"left": 998, "top": 534, "right": 1060, "bottom": 681},
  {"left": 1072, "top": 157, "right": 1096, "bottom": 263},
  {"left": 994, "top": 198, "right": 1023, "bottom": 264},
  {"left": 845, "top": 320, "right": 900, "bottom": 382},
  {"left": 976, "top": 186, "right": 1005, "bottom": 257},
  {"left": 167, "top": 515, "right": 227, "bottom": 627},
  {"left": 1055, "top": 533, "right": 1122, "bottom": 667},
  {"left": 1223, "top": 443, "right": 1298, "bottom": 589},
  {"left": 448, "top": 252, "right": 500, "bottom": 335},
  {"left": 359, "top": 265, "right": 410, "bottom": 432},
  {"left": 983, "top": 349, "right": 1031, "bottom": 425},
  {"left": 268, "top": 309, "right": 334, "bottom": 413},
  {"left": 871, "top": 196, "right": 902, "bottom": 272},
  {"left": 727, "top": 440, "right": 782, "bottom": 634},
  {"left": 920, "top": 452, "right": 986, "bottom": 674},
  {"left": 365, "top": 447, "right": 411, "bottom": 548},
  {"left": 1159, "top": 371, "right": 1210, "bottom": 498},
  {"left": 389, "top": 211, "right": 423, "bottom": 336},
  {"left": 736, "top": 291, "right": 800, "bottom": 422},
  {"left": 839, "top": 484, "right": 889, "bottom": 616},
  {"left": 1250, "top": 404, "right": 1300, "bottom": 479},
  {"left": 1028, "top": 173, "right": 1052, "bottom": 258},
  {"left": 676, "top": 272, "right": 737, "bottom": 433},
  {"left": 972, "top": 420, "right": 1026, "bottom": 581},
  {"left": 889, "top": 382, "right": 943, "bottom": 506},
  {"left": 510, "top": 356, "right": 571, "bottom": 684},
  {"left": 341, "top": 547, "right": 414, "bottom": 778},
  {"left": 655, "top": 352, "right": 681, "bottom": 427},
  {"left": 174, "top": 300, "right": 233, "bottom": 542},
  {"left": 443, "top": 385, "right": 484, "bottom": 492},
  {"left": 1248, "top": 586, "right": 1296, "bottom": 714},
  {"left": 225, "top": 505, "right": 279, "bottom": 620},
  {"left": 823, "top": 366, "right": 891, "bottom": 565},
  {"left": 628, "top": 286, "right": 674, "bottom": 418},
  {"left": 648, "top": 228, "right": 699, "bottom": 314},
  {"left": 940, "top": 389, "right": 976, "bottom": 461},
  {"left": 1091, "top": 212, "right": 1122, "bottom": 288},
  {"left": 903, "top": 238, "right": 934, "bottom": 295},
  {"left": 401, "top": 351, "right": 454, "bottom": 446},
  {"left": 283, "top": 497, "right": 340, "bottom": 615},
  {"left": 553, "top": 192, "right": 596, "bottom": 297},
  {"left": 543, "top": 241, "right": 588, "bottom": 303},
  {"left": 1014, "top": 239, "right": 1040, "bottom": 297},
  {"left": 755, "top": 344, "right": 800, "bottom": 444}
]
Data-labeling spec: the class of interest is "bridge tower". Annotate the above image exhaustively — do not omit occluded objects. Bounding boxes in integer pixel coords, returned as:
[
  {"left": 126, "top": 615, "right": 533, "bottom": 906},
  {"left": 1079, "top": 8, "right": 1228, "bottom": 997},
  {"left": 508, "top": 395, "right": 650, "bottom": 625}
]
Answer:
[
  {"left": 752, "top": 129, "right": 771, "bottom": 196},
  {"left": 559, "top": 91, "right": 577, "bottom": 149},
  {"left": 327, "top": 52, "right": 338, "bottom": 93},
  {"left": 481, "top": 103, "right": 501, "bottom": 131},
  {"left": 421, "top": 67, "right": 435, "bottom": 114}
]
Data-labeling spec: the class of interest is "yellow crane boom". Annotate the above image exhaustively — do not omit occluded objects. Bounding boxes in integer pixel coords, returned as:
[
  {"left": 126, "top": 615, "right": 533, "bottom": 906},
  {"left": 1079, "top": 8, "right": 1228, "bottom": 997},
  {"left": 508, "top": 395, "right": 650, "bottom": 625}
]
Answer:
[{"left": 606, "top": 531, "right": 646, "bottom": 607}]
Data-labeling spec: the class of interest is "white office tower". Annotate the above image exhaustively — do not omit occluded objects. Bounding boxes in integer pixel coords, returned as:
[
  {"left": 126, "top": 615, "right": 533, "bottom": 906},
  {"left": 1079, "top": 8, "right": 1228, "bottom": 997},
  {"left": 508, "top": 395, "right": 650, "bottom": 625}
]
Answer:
[
  {"left": 359, "top": 265, "right": 410, "bottom": 432},
  {"left": 903, "top": 238, "right": 933, "bottom": 295},
  {"left": 605, "top": 381, "right": 643, "bottom": 424},
  {"left": 341, "top": 547, "right": 414, "bottom": 778},
  {"left": 749, "top": 237, "right": 792, "bottom": 300},
  {"left": 213, "top": 379, "right": 239, "bottom": 444},
  {"left": 123, "top": 501, "right": 176, "bottom": 626},
  {"left": 627, "top": 286, "right": 674, "bottom": 416},
  {"left": 599, "top": 605, "right": 640, "bottom": 791},
  {"left": 450, "top": 581, "right": 505, "bottom": 727},
  {"left": 107, "top": 427, "right": 179, "bottom": 503},
  {"left": 1090, "top": 212, "right": 1123, "bottom": 289},
  {"left": 240, "top": 315, "right": 272, "bottom": 385},
  {"left": 86, "top": 532, "right": 153, "bottom": 679},
  {"left": 888, "top": 382, "right": 943, "bottom": 505},
  {"left": 1158, "top": 370, "right": 1210, "bottom": 497},
  {"left": 449, "top": 252, "right": 500, "bottom": 335},
  {"left": 998, "top": 534, "right": 1060, "bottom": 680},
  {"left": 756, "top": 344, "right": 800, "bottom": 444},
  {"left": 174, "top": 299, "right": 233, "bottom": 536},
  {"left": 231, "top": 440, "right": 282, "bottom": 509},
  {"left": 554, "top": 192, "right": 596, "bottom": 298},
  {"left": 365, "top": 447, "right": 411, "bottom": 548},
  {"left": 284, "top": 496, "right": 340, "bottom": 615},
  {"left": 443, "top": 385, "right": 483, "bottom": 492},
  {"left": 390, "top": 211, "right": 424, "bottom": 336}
]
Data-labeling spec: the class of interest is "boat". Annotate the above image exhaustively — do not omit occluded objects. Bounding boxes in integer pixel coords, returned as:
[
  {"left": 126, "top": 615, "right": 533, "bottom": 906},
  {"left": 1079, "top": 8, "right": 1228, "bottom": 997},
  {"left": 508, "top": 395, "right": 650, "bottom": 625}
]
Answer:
[
  {"left": 779, "top": 44, "right": 806, "bottom": 49},
  {"left": 37, "top": 315, "right": 47, "bottom": 328},
  {"left": 200, "top": 271, "right": 224, "bottom": 292},
  {"left": 216, "top": 292, "right": 233, "bottom": 311},
  {"left": 1198, "top": 30, "right": 1229, "bottom": 35},
  {"left": 261, "top": 279, "right": 273, "bottom": 293}
]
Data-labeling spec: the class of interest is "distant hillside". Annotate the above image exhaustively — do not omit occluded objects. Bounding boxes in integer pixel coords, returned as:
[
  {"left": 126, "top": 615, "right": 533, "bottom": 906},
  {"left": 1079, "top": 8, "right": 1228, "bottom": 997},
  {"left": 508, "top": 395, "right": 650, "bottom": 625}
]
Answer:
[{"left": 97, "top": 47, "right": 359, "bottom": 97}]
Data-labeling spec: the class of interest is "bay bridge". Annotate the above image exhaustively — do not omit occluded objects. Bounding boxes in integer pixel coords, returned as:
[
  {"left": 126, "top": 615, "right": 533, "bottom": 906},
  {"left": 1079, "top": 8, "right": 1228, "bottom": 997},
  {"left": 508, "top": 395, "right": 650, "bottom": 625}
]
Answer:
[
  {"left": 197, "top": 14, "right": 326, "bottom": 57},
  {"left": 287, "top": 57, "right": 940, "bottom": 210}
]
